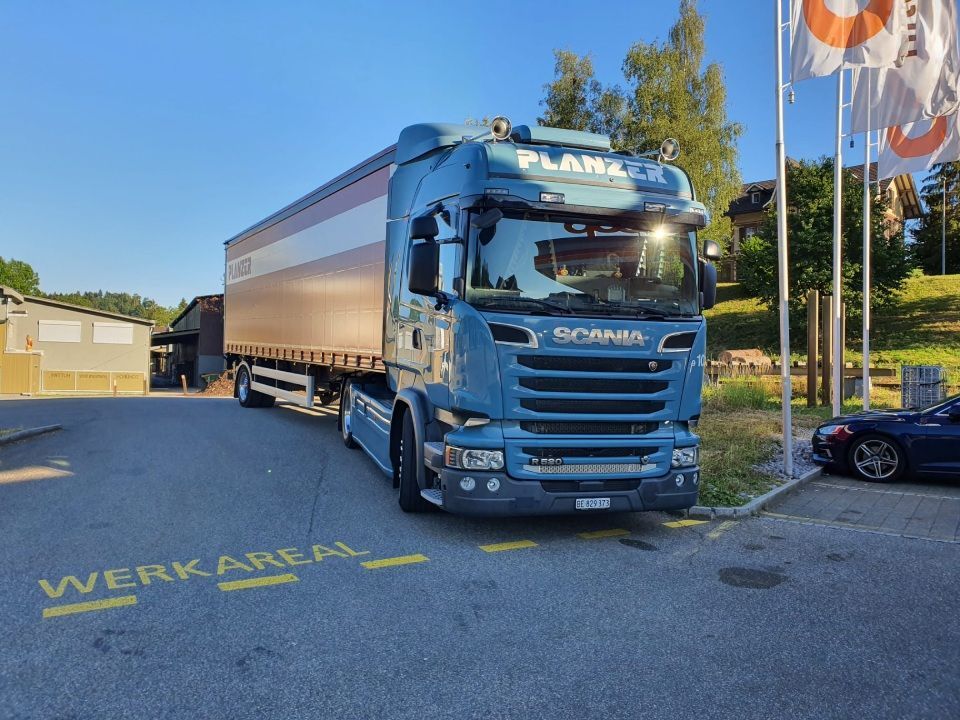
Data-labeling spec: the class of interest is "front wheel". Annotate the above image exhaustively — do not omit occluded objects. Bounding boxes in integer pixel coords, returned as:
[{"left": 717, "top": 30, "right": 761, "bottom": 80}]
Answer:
[
  {"left": 848, "top": 434, "right": 905, "bottom": 483},
  {"left": 397, "top": 411, "right": 431, "bottom": 513}
]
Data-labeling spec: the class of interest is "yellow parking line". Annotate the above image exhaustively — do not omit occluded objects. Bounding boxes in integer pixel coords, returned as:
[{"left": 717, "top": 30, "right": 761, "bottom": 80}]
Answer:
[
  {"left": 42, "top": 595, "right": 137, "bottom": 619},
  {"left": 218, "top": 573, "right": 299, "bottom": 591},
  {"left": 479, "top": 540, "right": 538, "bottom": 553},
  {"left": 662, "top": 519, "right": 710, "bottom": 529},
  {"left": 707, "top": 520, "right": 737, "bottom": 540},
  {"left": 361, "top": 554, "right": 429, "bottom": 569},
  {"left": 577, "top": 528, "right": 631, "bottom": 540}
]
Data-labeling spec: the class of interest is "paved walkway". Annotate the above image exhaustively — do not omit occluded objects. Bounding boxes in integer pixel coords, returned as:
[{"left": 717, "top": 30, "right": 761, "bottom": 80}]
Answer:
[{"left": 766, "top": 475, "right": 960, "bottom": 543}]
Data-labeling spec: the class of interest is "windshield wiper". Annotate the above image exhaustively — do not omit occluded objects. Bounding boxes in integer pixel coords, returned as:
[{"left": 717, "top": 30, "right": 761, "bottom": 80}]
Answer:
[
  {"left": 601, "top": 304, "right": 677, "bottom": 319},
  {"left": 476, "top": 296, "right": 573, "bottom": 314}
]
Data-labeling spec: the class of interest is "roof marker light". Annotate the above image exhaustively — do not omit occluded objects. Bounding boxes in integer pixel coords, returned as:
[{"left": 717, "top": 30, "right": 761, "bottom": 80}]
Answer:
[{"left": 540, "top": 192, "right": 565, "bottom": 203}]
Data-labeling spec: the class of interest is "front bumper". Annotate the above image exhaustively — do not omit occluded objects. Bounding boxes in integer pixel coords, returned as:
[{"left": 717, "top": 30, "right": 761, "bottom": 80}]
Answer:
[
  {"left": 811, "top": 434, "right": 848, "bottom": 470},
  {"left": 437, "top": 467, "right": 700, "bottom": 516}
]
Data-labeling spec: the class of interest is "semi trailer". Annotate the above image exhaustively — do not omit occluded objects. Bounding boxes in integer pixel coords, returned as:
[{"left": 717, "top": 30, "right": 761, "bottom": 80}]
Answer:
[{"left": 224, "top": 118, "right": 721, "bottom": 516}]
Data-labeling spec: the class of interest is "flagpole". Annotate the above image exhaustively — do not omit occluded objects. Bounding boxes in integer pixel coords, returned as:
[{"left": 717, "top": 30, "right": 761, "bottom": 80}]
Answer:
[
  {"left": 862, "top": 72, "right": 871, "bottom": 411},
  {"left": 832, "top": 70, "right": 844, "bottom": 417},
  {"left": 775, "top": 0, "right": 793, "bottom": 477}
]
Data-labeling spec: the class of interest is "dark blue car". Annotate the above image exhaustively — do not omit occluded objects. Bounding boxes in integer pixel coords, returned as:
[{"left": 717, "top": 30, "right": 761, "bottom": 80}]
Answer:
[{"left": 812, "top": 394, "right": 960, "bottom": 482}]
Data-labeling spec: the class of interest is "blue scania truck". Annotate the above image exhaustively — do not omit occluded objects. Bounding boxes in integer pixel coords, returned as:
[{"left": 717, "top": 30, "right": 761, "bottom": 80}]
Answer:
[{"left": 224, "top": 118, "right": 720, "bottom": 516}]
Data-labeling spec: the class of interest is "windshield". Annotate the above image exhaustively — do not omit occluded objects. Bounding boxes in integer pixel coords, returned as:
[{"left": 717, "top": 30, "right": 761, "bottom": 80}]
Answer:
[{"left": 466, "top": 211, "right": 699, "bottom": 317}]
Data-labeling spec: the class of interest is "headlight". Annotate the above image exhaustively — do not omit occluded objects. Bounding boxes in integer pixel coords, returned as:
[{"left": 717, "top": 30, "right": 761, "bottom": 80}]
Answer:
[
  {"left": 671, "top": 446, "right": 698, "bottom": 468},
  {"left": 444, "top": 445, "right": 505, "bottom": 471},
  {"left": 817, "top": 424, "right": 846, "bottom": 436}
]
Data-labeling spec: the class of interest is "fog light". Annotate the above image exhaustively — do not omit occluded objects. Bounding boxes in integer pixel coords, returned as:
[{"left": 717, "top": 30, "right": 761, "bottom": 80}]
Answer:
[
  {"left": 460, "top": 476, "right": 476, "bottom": 492},
  {"left": 691, "top": 472, "right": 699, "bottom": 485},
  {"left": 675, "top": 473, "right": 685, "bottom": 487},
  {"left": 486, "top": 478, "right": 501, "bottom": 493}
]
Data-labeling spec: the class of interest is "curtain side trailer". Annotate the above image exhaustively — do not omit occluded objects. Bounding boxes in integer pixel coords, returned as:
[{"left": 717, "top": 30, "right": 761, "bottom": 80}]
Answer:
[{"left": 225, "top": 120, "right": 720, "bottom": 516}]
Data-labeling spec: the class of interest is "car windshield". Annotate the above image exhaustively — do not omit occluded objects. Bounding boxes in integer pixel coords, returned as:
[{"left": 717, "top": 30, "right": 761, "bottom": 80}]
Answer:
[{"left": 466, "top": 210, "right": 699, "bottom": 317}]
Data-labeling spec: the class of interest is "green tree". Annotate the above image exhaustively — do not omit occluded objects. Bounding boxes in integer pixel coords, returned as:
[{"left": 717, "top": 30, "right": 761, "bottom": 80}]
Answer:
[
  {"left": 0, "top": 256, "right": 41, "bottom": 295},
  {"left": 538, "top": 0, "right": 743, "bottom": 248},
  {"left": 738, "top": 158, "right": 911, "bottom": 323},
  {"left": 41, "top": 289, "right": 185, "bottom": 325},
  {"left": 911, "top": 162, "right": 960, "bottom": 274}
]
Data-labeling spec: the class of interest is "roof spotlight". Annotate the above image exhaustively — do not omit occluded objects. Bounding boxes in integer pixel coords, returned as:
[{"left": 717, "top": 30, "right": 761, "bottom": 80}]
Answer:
[
  {"left": 659, "top": 138, "right": 680, "bottom": 162},
  {"left": 491, "top": 116, "right": 512, "bottom": 141}
]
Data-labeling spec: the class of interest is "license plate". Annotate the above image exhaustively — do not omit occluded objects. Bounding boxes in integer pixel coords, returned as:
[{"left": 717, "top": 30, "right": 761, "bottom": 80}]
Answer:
[{"left": 575, "top": 497, "right": 611, "bottom": 510}]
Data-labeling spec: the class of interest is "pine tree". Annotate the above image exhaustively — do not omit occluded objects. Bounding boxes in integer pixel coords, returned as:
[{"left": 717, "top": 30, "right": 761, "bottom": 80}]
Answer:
[{"left": 911, "top": 162, "right": 960, "bottom": 275}]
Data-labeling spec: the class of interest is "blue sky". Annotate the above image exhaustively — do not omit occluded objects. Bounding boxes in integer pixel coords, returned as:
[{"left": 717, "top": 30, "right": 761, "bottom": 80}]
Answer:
[{"left": 0, "top": 0, "right": 853, "bottom": 306}]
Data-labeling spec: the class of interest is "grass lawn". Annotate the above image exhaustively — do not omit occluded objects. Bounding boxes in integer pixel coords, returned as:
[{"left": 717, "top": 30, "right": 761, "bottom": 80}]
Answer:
[{"left": 705, "top": 272, "right": 960, "bottom": 373}]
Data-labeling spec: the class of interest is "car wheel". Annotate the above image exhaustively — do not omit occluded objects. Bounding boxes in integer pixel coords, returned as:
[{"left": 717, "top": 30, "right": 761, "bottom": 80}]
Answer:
[
  {"left": 339, "top": 382, "right": 358, "bottom": 449},
  {"left": 848, "top": 434, "right": 905, "bottom": 483},
  {"left": 397, "top": 411, "right": 431, "bottom": 513}
]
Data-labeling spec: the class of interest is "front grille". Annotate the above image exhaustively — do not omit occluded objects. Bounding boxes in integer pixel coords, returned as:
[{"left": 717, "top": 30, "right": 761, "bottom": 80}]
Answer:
[
  {"left": 520, "top": 421, "right": 658, "bottom": 435},
  {"left": 520, "top": 398, "right": 664, "bottom": 414},
  {"left": 541, "top": 479, "right": 642, "bottom": 493},
  {"left": 517, "top": 356, "right": 671, "bottom": 373},
  {"left": 523, "top": 446, "right": 656, "bottom": 458},
  {"left": 519, "top": 377, "right": 668, "bottom": 393},
  {"left": 524, "top": 462, "right": 654, "bottom": 474}
]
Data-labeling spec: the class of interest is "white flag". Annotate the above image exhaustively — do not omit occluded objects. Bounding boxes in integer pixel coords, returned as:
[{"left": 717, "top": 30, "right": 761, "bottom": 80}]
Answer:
[
  {"left": 878, "top": 113, "right": 960, "bottom": 178},
  {"left": 851, "top": 0, "right": 960, "bottom": 133},
  {"left": 791, "top": 0, "right": 905, "bottom": 82}
]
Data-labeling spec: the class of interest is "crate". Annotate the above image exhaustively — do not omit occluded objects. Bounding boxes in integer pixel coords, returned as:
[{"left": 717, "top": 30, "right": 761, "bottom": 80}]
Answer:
[{"left": 901, "top": 365, "right": 947, "bottom": 409}]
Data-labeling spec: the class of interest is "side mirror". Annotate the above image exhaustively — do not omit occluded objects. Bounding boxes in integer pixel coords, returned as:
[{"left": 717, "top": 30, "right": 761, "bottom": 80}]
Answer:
[
  {"left": 410, "top": 215, "right": 439, "bottom": 241},
  {"left": 408, "top": 242, "right": 440, "bottom": 297},
  {"left": 703, "top": 239, "right": 722, "bottom": 261},
  {"left": 699, "top": 260, "right": 717, "bottom": 311}
]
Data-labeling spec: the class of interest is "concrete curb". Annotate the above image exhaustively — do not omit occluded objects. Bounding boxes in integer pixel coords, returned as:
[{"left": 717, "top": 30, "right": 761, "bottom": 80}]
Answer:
[
  {"left": 0, "top": 424, "right": 62, "bottom": 446},
  {"left": 688, "top": 466, "right": 823, "bottom": 519}
]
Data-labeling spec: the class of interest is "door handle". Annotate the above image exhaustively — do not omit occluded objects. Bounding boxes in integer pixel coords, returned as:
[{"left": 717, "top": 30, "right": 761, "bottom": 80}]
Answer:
[{"left": 412, "top": 328, "right": 423, "bottom": 349}]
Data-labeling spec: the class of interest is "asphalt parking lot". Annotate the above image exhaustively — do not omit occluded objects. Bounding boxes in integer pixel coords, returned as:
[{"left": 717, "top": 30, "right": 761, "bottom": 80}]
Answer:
[{"left": 1, "top": 397, "right": 958, "bottom": 720}]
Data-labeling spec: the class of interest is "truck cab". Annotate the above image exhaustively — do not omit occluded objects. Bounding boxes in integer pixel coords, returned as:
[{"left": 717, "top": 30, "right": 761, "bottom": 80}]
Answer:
[{"left": 341, "top": 120, "right": 719, "bottom": 515}]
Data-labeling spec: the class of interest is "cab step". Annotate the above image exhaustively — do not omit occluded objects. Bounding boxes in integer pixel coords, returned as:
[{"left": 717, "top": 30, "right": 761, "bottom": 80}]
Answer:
[{"left": 420, "top": 489, "right": 444, "bottom": 507}]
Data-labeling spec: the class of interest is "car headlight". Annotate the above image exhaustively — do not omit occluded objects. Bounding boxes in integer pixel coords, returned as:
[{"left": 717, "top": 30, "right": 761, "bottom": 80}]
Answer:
[
  {"left": 817, "top": 424, "right": 846, "bottom": 436},
  {"left": 671, "top": 446, "right": 698, "bottom": 468},
  {"left": 444, "top": 445, "right": 505, "bottom": 471}
]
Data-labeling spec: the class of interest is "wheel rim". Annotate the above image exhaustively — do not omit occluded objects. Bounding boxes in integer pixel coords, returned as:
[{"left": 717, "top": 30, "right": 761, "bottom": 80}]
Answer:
[
  {"left": 341, "top": 386, "right": 352, "bottom": 439},
  {"left": 853, "top": 440, "right": 899, "bottom": 480},
  {"left": 238, "top": 370, "right": 250, "bottom": 402}
]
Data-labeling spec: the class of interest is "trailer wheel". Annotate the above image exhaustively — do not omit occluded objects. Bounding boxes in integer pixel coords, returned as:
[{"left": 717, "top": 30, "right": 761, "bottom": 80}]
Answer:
[
  {"left": 397, "top": 411, "right": 431, "bottom": 513},
  {"left": 339, "top": 381, "right": 358, "bottom": 449},
  {"left": 237, "top": 365, "right": 274, "bottom": 408}
]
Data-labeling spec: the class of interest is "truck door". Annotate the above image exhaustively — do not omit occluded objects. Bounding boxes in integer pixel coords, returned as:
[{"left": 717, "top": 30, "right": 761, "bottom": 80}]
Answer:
[{"left": 396, "top": 205, "right": 459, "bottom": 395}]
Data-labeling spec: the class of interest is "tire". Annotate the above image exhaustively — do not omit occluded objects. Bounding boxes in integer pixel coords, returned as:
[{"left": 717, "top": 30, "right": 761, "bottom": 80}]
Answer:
[
  {"left": 848, "top": 434, "right": 906, "bottom": 483},
  {"left": 397, "top": 411, "right": 431, "bottom": 513},
  {"left": 236, "top": 365, "right": 274, "bottom": 408},
  {"left": 339, "top": 382, "right": 358, "bottom": 449}
]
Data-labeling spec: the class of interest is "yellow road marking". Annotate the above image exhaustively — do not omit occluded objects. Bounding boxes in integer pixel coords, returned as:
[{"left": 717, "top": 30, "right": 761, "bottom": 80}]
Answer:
[
  {"left": 577, "top": 528, "right": 631, "bottom": 540},
  {"left": 662, "top": 519, "right": 710, "bottom": 529},
  {"left": 42, "top": 595, "right": 137, "bottom": 619},
  {"left": 217, "top": 573, "right": 299, "bottom": 591},
  {"left": 360, "top": 554, "right": 429, "bottom": 569},
  {"left": 479, "top": 540, "right": 538, "bottom": 553},
  {"left": 707, "top": 520, "right": 737, "bottom": 540}
]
